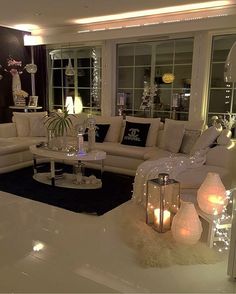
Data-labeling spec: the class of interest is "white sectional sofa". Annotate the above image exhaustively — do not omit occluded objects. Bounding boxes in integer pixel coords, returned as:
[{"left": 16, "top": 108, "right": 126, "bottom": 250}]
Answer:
[{"left": 0, "top": 111, "right": 234, "bottom": 195}]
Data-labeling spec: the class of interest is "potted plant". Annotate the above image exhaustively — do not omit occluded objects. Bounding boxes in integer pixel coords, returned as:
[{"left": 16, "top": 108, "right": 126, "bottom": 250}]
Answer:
[
  {"left": 45, "top": 108, "right": 74, "bottom": 135},
  {"left": 44, "top": 108, "right": 75, "bottom": 150}
]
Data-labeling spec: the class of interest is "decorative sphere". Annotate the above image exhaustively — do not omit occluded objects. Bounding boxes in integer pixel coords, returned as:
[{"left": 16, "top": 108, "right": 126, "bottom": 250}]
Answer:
[{"left": 25, "top": 63, "right": 37, "bottom": 74}]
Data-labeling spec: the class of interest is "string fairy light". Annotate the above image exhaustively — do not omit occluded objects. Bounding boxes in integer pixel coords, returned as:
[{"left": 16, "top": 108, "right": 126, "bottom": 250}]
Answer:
[
  {"left": 213, "top": 189, "right": 233, "bottom": 252},
  {"left": 91, "top": 48, "right": 100, "bottom": 107}
]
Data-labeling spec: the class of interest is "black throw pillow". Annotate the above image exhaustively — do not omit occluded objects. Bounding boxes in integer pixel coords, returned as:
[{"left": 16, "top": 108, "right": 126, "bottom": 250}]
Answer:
[
  {"left": 121, "top": 121, "right": 150, "bottom": 147},
  {"left": 95, "top": 124, "right": 110, "bottom": 142},
  {"left": 83, "top": 124, "right": 110, "bottom": 143},
  {"left": 83, "top": 128, "right": 89, "bottom": 141}
]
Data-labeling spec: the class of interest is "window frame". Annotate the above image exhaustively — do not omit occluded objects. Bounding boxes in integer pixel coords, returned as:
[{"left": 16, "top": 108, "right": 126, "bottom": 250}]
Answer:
[
  {"left": 116, "top": 37, "right": 194, "bottom": 120},
  {"left": 47, "top": 45, "right": 102, "bottom": 114}
]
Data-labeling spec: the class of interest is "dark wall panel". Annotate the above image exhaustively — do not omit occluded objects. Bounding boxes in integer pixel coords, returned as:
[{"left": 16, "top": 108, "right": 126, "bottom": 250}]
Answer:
[{"left": 0, "top": 27, "right": 31, "bottom": 122}]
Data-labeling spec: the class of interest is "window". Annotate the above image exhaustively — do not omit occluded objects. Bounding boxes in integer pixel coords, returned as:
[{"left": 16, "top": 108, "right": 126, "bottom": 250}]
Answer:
[
  {"left": 47, "top": 46, "right": 102, "bottom": 114},
  {"left": 116, "top": 38, "right": 194, "bottom": 120},
  {"left": 207, "top": 34, "right": 236, "bottom": 135}
]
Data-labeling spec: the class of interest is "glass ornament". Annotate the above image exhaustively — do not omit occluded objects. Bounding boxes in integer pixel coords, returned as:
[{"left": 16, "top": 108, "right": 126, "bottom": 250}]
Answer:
[
  {"left": 25, "top": 63, "right": 37, "bottom": 74},
  {"left": 65, "top": 58, "right": 75, "bottom": 76}
]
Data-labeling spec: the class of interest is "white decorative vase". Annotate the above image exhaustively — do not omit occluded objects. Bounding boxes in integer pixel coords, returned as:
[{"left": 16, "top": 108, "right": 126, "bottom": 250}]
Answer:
[
  {"left": 47, "top": 129, "right": 55, "bottom": 149},
  {"left": 87, "top": 116, "right": 96, "bottom": 152},
  {"left": 12, "top": 72, "right": 21, "bottom": 92},
  {"left": 12, "top": 73, "right": 22, "bottom": 105},
  {"left": 88, "top": 128, "right": 95, "bottom": 152},
  {"left": 171, "top": 201, "right": 202, "bottom": 245},
  {"left": 197, "top": 172, "right": 227, "bottom": 215}
]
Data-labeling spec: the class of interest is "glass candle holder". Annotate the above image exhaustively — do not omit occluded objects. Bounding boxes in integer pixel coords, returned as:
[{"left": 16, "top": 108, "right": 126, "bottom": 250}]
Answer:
[{"left": 146, "top": 173, "right": 180, "bottom": 233}]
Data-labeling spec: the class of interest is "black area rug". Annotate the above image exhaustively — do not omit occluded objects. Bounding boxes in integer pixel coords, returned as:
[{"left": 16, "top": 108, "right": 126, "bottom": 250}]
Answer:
[{"left": 0, "top": 164, "right": 134, "bottom": 215}]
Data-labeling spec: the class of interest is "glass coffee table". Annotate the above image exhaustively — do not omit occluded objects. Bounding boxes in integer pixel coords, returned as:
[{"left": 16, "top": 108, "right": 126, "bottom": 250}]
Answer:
[{"left": 29, "top": 145, "right": 106, "bottom": 189}]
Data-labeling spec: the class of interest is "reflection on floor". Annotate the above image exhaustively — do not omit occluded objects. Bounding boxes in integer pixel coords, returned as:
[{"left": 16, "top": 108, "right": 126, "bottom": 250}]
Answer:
[{"left": 0, "top": 191, "right": 235, "bottom": 293}]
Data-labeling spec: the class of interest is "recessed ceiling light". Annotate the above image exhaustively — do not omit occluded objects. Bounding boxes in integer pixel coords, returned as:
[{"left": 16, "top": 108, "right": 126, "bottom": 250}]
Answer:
[{"left": 75, "top": 1, "right": 231, "bottom": 24}]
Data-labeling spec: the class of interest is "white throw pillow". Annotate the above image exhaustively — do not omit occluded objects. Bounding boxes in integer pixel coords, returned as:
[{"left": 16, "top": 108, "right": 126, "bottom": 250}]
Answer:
[
  {"left": 126, "top": 116, "right": 161, "bottom": 147},
  {"left": 163, "top": 119, "right": 185, "bottom": 153},
  {"left": 190, "top": 126, "right": 222, "bottom": 155},
  {"left": 13, "top": 111, "right": 47, "bottom": 137},
  {"left": 93, "top": 116, "right": 123, "bottom": 143},
  {"left": 13, "top": 112, "right": 30, "bottom": 136},
  {"left": 29, "top": 116, "right": 47, "bottom": 137},
  {"left": 179, "top": 129, "right": 201, "bottom": 154},
  {"left": 217, "top": 129, "right": 232, "bottom": 146}
]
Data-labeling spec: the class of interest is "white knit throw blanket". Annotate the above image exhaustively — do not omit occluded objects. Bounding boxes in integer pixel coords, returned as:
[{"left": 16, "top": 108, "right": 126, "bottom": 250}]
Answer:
[{"left": 132, "top": 150, "right": 207, "bottom": 206}]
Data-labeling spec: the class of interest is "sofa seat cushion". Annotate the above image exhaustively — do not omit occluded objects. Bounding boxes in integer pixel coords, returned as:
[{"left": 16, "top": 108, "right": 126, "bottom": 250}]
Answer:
[
  {"left": 175, "top": 165, "right": 231, "bottom": 190},
  {"left": 0, "top": 137, "right": 45, "bottom": 155},
  {"left": 93, "top": 142, "right": 156, "bottom": 160}
]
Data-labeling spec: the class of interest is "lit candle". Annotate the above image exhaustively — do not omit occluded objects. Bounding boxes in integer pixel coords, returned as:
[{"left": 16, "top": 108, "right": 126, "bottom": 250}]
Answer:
[
  {"left": 147, "top": 203, "right": 154, "bottom": 223},
  {"left": 180, "top": 228, "right": 191, "bottom": 237},
  {"left": 208, "top": 194, "right": 226, "bottom": 214},
  {"left": 154, "top": 208, "right": 171, "bottom": 230}
]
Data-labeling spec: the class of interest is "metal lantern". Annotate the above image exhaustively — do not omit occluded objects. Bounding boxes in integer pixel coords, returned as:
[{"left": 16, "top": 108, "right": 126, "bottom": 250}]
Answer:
[{"left": 146, "top": 173, "right": 180, "bottom": 233}]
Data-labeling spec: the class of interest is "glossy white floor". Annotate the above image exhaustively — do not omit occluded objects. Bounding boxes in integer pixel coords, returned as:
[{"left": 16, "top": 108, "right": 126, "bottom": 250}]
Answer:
[{"left": 0, "top": 191, "right": 235, "bottom": 293}]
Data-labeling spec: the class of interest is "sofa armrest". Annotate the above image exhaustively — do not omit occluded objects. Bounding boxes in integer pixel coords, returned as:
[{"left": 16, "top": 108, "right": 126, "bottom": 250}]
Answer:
[
  {"left": 0, "top": 123, "right": 17, "bottom": 138},
  {"left": 205, "top": 144, "right": 235, "bottom": 170}
]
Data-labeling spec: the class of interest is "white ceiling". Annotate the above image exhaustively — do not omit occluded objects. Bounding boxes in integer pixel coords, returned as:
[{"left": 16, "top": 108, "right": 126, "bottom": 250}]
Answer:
[
  {"left": 1, "top": 0, "right": 235, "bottom": 44},
  {"left": 0, "top": 0, "right": 235, "bottom": 31}
]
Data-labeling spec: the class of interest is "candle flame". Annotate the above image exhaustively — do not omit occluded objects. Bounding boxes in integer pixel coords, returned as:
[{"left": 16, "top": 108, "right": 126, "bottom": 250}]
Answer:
[
  {"left": 208, "top": 195, "right": 225, "bottom": 205},
  {"left": 154, "top": 208, "right": 171, "bottom": 225},
  {"left": 180, "top": 228, "right": 190, "bottom": 236}
]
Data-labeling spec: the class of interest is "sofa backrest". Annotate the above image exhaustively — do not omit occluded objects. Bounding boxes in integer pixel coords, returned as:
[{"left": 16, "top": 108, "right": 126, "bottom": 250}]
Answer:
[{"left": 0, "top": 123, "right": 17, "bottom": 138}]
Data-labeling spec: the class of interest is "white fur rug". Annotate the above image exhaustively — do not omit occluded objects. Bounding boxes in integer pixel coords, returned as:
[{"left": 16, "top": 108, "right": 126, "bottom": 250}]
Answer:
[{"left": 118, "top": 202, "right": 224, "bottom": 268}]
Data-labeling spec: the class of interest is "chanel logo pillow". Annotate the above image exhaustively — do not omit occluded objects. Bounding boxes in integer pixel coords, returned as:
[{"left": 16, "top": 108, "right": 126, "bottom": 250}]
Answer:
[
  {"left": 83, "top": 124, "right": 110, "bottom": 143},
  {"left": 121, "top": 121, "right": 150, "bottom": 147}
]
